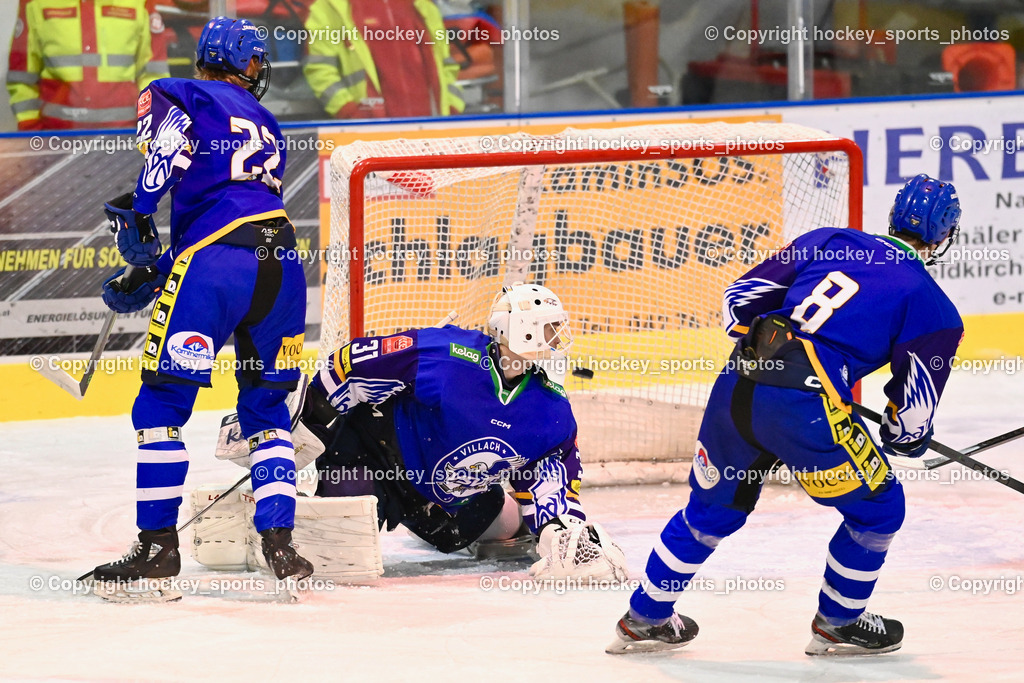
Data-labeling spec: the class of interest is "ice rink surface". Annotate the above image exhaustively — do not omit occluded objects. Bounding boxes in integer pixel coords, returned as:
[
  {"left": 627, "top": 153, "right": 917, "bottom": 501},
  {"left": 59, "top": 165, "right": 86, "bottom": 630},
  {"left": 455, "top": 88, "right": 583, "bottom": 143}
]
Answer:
[{"left": 2, "top": 370, "right": 1022, "bottom": 682}]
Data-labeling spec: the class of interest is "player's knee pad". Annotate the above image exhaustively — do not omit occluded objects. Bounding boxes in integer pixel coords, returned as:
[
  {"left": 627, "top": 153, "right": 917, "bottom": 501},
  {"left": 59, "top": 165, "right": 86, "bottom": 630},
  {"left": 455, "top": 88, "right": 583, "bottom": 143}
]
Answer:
[
  {"left": 683, "top": 493, "right": 749, "bottom": 545},
  {"left": 132, "top": 382, "right": 198, "bottom": 429},
  {"left": 236, "top": 384, "right": 291, "bottom": 434},
  {"left": 403, "top": 485, "right": 506, "bottom": 553},
  {"left": 838, "top": 479, "right": 906, "bottom": 542},
  {"left": 215, "top": 377, "right": 326, "bottom": 472}
]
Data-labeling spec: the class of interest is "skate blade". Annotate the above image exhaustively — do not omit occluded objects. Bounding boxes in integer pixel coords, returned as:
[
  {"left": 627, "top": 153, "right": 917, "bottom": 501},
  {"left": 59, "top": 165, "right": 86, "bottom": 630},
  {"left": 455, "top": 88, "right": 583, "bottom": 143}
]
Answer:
[
  {"left": 268, "top": 572, "right": 317, "bottom": 603},
  {"left": 605, "top": 635, "right": 693, "bottom": 655},
  {"left": 805, "top": 633, "right": 902, "bottom": 656},
  {"left": 93, "top": 579, "right": 182, "bottom": 604}
]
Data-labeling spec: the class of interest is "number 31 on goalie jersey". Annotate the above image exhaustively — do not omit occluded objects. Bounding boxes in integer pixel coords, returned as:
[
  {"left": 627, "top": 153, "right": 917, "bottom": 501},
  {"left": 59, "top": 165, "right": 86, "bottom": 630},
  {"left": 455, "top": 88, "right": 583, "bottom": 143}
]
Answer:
[{"left": 792, "top": 271, "right": 860, "bottom": 334}]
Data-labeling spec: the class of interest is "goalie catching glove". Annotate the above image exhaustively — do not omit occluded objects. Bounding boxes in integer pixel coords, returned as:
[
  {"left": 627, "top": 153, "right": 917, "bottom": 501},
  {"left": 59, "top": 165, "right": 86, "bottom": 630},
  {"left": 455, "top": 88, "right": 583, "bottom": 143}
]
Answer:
[
  {"left": 530, "top": 515, "right": 628, "bottom": 582},
  {"left": 104, "top": 193, "right": 161, "bottom": 267}
]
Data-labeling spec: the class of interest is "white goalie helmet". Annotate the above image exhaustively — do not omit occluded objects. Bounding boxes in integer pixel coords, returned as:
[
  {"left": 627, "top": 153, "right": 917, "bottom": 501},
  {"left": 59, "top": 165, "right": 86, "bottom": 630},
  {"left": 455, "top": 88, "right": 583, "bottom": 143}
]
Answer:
[{"left": 487, "top": 282, "right": 574, "bottom": 360}]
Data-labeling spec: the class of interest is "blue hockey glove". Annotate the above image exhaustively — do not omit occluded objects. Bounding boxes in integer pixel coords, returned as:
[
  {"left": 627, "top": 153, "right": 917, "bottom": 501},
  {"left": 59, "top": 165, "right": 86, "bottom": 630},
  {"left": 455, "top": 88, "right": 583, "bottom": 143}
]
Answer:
[
  {"left": 104, "top": 193, "right": 161, "bottom": 267},
  {"left": 881, "top": 429, "right": 933, "bottom": 459},
  {"left": 101, "top": 265, "right": 166, "bottom": 314}
]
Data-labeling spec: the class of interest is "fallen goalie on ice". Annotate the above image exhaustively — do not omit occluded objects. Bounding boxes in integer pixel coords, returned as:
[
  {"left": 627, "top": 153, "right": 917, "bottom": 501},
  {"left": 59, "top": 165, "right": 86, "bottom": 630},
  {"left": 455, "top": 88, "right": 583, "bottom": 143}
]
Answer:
[{"left": 199, "top": 282, "right": 628, "bottom": 585}]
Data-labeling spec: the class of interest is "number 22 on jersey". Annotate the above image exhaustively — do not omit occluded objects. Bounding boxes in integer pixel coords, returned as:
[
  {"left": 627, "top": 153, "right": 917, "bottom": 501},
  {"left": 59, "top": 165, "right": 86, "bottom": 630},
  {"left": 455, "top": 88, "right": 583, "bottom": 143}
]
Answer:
[{"left": 229, "top": 116, "right": 281, "bottom": 191}]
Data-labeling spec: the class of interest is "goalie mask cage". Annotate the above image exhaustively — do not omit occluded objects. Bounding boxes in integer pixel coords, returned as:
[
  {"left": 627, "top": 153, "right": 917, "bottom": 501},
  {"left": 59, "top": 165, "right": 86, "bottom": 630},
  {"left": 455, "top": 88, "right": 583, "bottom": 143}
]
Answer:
[{"left": 324, "top": 122, "right": 862, "bottom": 486}]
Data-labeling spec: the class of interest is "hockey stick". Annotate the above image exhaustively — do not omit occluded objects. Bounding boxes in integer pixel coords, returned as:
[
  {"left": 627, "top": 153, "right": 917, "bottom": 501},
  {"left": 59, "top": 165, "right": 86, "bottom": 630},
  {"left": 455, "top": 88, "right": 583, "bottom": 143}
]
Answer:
[
  {"left": 36, "top": 261, "right": 145, "bottom": 399},
  {"left": 37, "top": 310, "right": 118, "bottom": 400},
  {"left": 75, "top": 471, "right": 252, "bottom": 583},
  {"left": 925, "top": 425, "right": 1024, "bottom": 470},
  {"left": 852, "top": 403, "right": 1024, "bottom": 495}
]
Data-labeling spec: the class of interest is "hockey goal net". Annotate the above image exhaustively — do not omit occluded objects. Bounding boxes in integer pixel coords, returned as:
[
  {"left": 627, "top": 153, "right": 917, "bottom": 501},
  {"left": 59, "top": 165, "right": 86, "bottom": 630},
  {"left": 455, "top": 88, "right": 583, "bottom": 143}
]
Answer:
[{"left": 323, "top": 122, "right": 862, "bottom": 486}]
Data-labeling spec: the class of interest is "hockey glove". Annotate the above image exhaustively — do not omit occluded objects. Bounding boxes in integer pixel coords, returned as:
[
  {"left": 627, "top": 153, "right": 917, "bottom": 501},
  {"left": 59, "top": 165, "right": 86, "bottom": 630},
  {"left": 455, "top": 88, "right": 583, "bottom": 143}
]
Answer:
[
  {"left": 529, "top": 515, "right": 629, "bottom": 582},
  {"left": 101, "top": 265, "right": 166, "bottom": 314},
  {"left": 881, "top": 428, "right": 933, "bottom": 460},
  {"left": 105, "top": 193, "right": 161, "bottom": 267}
]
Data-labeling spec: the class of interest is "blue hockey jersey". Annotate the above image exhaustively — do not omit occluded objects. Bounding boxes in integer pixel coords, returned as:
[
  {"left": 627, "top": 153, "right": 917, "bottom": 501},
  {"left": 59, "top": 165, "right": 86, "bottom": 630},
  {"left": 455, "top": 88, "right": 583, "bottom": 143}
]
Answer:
[
  {"left": 722, "top": 227, "right": 963, "bottom": 448},
  {"left": 132, "top": 77, "right": 288, "bottom": 260},
  {"left": 311, "top": 326, "right": 585, "bottom": 533}
]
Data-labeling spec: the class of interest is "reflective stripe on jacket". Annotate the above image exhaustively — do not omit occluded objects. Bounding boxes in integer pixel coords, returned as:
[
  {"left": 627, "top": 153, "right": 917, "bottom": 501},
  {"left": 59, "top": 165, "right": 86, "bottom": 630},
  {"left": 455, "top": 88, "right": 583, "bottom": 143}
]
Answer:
[
  {"left": 302, "top": 0, "right": 464, "bottom": 118},
  {"left": 7, "top": 0, "right": 169, "bottom": 129}
]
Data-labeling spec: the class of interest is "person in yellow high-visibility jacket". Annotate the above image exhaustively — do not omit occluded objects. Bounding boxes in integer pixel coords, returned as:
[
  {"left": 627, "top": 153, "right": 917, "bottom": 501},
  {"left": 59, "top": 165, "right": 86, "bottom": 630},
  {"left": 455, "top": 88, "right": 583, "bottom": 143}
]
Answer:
[
  {"left": 7, "top": 0, "right": 169, "bottom": 130},
  {"left": 302, "top": 0, "right": 464, "bottom": 119}
]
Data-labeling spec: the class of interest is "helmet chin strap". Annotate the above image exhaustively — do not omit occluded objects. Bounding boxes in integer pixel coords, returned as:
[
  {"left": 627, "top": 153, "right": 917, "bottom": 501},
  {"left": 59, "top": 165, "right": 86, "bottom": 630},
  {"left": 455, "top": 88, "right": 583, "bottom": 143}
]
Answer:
[
  {"left": 198, "top": 59, "right": 271, "bottom": 100},
  {"left": 924, "top": 224, "right": 960, "bottom": 266},
  {"left": 240, "top": 60, "right": 271, "bottom": 100}
]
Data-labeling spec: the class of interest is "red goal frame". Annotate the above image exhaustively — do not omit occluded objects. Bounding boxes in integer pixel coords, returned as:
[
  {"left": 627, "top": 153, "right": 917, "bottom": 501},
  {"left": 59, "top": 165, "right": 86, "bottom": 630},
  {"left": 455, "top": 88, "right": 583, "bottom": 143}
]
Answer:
[{"left": 345, "top": 137, "right": 863, "bottom": 338}]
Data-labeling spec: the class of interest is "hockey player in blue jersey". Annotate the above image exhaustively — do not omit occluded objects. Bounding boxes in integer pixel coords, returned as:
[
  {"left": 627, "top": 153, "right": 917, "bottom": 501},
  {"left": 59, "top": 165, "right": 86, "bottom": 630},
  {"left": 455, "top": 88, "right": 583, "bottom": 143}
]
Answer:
[
  {"left": 288, "top": 282, "right": 629, "bottom": 579},
  {"left": 607, "top": 175, "right": 964, "bottom": 655},
  {"left": 90, "top": 17, "right": 312, "bottom": 599}
]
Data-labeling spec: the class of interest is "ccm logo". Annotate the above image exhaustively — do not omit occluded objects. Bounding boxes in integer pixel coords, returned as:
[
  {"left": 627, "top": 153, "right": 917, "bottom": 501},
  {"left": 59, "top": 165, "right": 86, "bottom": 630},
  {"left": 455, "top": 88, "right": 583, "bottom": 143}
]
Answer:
[{"left": 490, "top": 419, "right": 511, "bottom": 429}]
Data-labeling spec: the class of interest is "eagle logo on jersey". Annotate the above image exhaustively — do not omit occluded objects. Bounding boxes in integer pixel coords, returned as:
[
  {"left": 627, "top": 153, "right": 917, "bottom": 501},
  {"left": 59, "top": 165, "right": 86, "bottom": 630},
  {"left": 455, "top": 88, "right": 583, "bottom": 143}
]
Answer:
[
  {"left": 722, "top": 278, "right": 786, "bottom": 336},
  {"left": 327, "top": 377, "right": 407, "bottom": 414},
  {"left": 432, "top": 438, "right": 527, "bottom": 503},
  {"left": 886, "top": 352, "right": 938, "bottom": 442},
  {"left": 141, "top": 105, "right": 192, "bottom": 193}
]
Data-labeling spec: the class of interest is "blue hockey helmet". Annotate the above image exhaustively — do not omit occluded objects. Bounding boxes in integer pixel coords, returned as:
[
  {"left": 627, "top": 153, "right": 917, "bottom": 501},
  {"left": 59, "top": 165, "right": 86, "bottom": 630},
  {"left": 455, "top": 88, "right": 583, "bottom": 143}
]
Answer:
[
  {"left": 889, "top": 174, "right": 961, "bottom": 262},
  {"left": 196, "top": 17, "right": 271, "bottom": 100}
]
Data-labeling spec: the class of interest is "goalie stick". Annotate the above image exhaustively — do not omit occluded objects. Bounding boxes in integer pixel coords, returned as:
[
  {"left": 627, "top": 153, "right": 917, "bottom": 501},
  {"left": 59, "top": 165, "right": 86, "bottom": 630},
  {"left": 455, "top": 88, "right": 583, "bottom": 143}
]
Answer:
[{"left": 852, "top": 403, "right": 1024, "bottom": 495}]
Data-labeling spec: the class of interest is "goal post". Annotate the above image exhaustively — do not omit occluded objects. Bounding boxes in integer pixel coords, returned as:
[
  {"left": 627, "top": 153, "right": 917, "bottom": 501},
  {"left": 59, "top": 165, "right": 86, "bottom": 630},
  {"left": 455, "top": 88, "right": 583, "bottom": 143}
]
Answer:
[{"left": 324, "top": 122, "right": 863, "bottom": 485}]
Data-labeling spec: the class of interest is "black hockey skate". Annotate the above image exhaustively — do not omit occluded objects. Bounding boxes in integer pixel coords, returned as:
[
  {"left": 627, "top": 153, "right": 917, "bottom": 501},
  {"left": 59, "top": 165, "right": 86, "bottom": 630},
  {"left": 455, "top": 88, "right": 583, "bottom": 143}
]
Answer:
[
  {"left": 91, "top": 526, "right": 182, "bottom": 602},
  {"left": 805, "top": 612, "right": 904, "bottom": 656},
  {"left": 260, "top": 527, "right": 314, "bottom": 581},
  {"left": 606, "top": 611, "right": 699, "bottom": 654}
]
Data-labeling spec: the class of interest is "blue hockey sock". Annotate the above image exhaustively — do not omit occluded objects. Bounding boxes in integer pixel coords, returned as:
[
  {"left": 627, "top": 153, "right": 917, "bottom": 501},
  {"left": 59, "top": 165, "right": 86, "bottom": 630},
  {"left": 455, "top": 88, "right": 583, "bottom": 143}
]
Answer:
[
  {"left": 133, "top": 383, "right": 197, "bottom": 530},
  {"left": 817, "top": 484, "right": 905, "bottom": 626}
]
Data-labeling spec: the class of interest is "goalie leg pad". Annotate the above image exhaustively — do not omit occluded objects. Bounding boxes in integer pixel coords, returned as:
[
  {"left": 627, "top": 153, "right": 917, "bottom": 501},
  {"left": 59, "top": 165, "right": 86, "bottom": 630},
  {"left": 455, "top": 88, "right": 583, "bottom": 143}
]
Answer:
[
  {"left": 190, "top": 484, "right": 250, "bottom": 571},
  {"left": 244, "top": 493, "right": 383, "bottom": 582}
]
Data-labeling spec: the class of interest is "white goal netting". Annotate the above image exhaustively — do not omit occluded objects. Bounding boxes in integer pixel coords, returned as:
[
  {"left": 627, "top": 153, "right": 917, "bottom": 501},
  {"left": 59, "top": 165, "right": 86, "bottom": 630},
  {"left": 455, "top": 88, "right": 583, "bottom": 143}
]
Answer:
[{"left": 323, "top": 122, "right": 859, "bottom": 485}]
